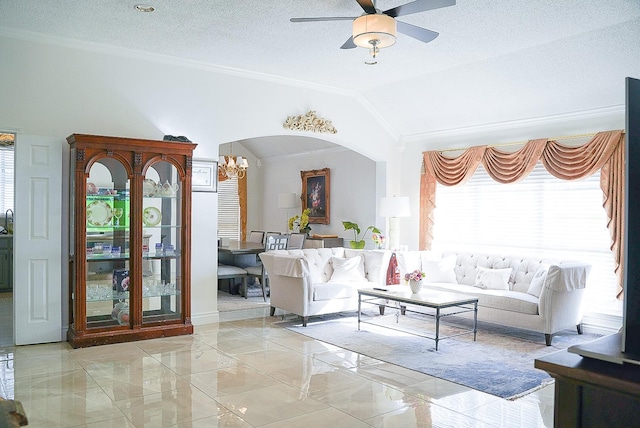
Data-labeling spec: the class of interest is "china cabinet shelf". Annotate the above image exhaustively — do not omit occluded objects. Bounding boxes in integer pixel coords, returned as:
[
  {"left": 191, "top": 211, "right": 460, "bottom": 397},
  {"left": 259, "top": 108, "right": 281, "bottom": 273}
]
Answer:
[
  {"left": 85, "top": 290, "right": 181, "bottom": 303},
  {"left": 67, "top": 134, "right": 196, "bottom": 348}
]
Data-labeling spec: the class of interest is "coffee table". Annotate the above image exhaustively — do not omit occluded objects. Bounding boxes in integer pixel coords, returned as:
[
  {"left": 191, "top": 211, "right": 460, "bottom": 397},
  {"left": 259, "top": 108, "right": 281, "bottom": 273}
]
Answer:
[{"left": 358, "top": 287, "right": 478, "bottom": 350}]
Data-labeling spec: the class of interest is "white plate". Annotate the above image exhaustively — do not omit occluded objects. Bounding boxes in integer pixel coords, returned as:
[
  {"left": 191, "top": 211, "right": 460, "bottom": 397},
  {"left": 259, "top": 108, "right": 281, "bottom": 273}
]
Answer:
[
  {"left": 87, "top": 201, "right": 113, "bottom": 227},
  {"left": 143, "top": 206, "right": 162, "bottom": 227},
  {"left": 143, "top": 179, "right": 158, "bottom": 197}
]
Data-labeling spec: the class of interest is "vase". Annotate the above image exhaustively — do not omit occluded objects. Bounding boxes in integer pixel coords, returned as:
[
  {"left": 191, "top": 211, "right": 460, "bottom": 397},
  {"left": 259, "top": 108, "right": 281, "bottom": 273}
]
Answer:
[
  {"left": 409, "top": 279, "right": 422, "bottom": 294},
  {"left": 350, "top": 240, "right": 365, "bottom": 249}
]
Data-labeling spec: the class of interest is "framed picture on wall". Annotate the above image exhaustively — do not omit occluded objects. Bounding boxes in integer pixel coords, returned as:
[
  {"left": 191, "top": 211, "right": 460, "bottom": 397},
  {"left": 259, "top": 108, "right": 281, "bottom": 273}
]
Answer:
[
  {"left": 301, "top": 168, "right": 330, "bottom": 224},
  {"left": 192, "top": 159, "right": 218, "bottom": 192}
]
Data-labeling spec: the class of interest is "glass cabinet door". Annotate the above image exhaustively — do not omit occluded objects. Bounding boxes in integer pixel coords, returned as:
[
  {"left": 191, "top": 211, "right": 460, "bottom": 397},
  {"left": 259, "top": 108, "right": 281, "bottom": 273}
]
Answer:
[
  {"left": 85, "top": 159, "right": 131, "bottom": 328},
  {"left": 142, "top": 161, "right": 182, "bottom": 324}
]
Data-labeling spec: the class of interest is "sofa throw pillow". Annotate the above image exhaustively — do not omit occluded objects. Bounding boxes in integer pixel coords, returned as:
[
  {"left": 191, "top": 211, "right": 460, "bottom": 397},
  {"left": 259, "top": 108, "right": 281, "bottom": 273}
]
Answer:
[
  {"left": 329, "top": 256, "right": 366, "bottom": 282},
  {"left": 527, "top": 266, "right": 549, "bottom": 297},
  {"left": 421, "top": 254, "right": 457, "bottom": 283},
  {"left": 474, "top": 266, "right": 512, "bottom": 290}
]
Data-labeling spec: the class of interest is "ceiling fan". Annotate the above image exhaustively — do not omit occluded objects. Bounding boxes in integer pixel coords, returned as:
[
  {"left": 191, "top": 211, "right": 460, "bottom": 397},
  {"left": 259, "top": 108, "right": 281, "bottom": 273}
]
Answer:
[{"left": 290, "top": 0, "right": 455, "bottom": 60}]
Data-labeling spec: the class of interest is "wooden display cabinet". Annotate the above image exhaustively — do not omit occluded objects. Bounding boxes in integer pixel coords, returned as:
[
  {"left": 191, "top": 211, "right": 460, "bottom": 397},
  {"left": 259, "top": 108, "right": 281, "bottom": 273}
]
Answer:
[{"left": 67, "top": 134, "right": 196, "bottom": 348}]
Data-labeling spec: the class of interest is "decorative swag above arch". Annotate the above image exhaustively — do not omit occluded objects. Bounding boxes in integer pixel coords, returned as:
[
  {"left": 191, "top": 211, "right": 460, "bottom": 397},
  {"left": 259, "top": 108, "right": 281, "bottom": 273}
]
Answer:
[{"left": 419, "top": 130, "right": 625, "bottom": 298}]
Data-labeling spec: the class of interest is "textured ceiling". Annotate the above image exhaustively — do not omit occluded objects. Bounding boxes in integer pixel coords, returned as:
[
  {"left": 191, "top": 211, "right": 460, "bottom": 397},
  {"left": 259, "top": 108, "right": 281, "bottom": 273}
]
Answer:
[{"left": 1, "top": 0, "right": 639, "bottom": 158}]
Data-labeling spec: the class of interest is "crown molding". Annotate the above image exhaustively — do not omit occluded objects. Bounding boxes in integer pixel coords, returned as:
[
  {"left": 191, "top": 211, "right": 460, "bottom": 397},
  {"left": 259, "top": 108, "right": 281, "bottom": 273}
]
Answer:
[
  {"left": 401, "top": 105, "right": 625, "bottom": 144},
  {"left": 0, "top": 27, "right": 358, "bottom": 97}
]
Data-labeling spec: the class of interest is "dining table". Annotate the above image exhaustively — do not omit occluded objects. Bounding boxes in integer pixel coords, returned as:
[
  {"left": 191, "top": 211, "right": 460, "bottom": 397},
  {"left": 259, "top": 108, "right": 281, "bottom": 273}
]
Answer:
[{"left": 218, "top": 241, "right": 264, "bottom": 267}]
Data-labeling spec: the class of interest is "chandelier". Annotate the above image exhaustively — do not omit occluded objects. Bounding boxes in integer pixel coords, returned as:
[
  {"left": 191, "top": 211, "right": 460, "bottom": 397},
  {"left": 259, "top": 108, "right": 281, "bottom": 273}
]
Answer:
[{"left": 218, "top": 143, "right": 249, "bottom": 179}]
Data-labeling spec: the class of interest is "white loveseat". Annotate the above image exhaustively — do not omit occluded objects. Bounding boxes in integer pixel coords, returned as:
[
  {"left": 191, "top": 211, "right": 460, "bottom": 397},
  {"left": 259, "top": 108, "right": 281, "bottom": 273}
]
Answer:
[
  {"left": 260, "top": 247, "right": 590, "bottom": 346},
  {"left": 395, "top": 251, "right": 591, "bottom": 345},
  {"left": 259, "top": 248, "right": 391, "bottom": 326}
]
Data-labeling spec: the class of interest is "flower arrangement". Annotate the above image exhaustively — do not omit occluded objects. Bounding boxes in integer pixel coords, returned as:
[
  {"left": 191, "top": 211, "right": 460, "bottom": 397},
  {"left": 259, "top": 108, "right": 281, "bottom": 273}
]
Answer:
[
  {"left": 371, "top": 233, "right": 386, "bottom": 249},
  {"left": 404, "top": 269, "right": 426, "bottom": 283},
  {"left": 289, "top": 208, "right": 312, "bottom": 234}
]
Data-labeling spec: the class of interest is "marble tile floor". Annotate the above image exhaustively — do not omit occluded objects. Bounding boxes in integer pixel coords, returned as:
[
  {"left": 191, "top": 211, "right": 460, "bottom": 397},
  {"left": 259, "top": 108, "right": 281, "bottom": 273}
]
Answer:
[{"left": 0, "top": 313, "right": 556, "bottom": 427}]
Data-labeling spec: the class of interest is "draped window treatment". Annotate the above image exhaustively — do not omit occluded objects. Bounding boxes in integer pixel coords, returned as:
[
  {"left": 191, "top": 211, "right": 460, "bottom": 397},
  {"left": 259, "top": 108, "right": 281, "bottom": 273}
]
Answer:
[
  {"left": 420, "top": 130, "right": 625, "bottom": 298},
  {"left": 218, "top": 156, "right": 248, "bottom": 240}
]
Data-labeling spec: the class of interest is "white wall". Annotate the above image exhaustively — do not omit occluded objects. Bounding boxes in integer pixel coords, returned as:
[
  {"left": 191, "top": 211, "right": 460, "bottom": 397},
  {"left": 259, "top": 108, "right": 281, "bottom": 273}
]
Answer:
[{"left": 257, "top": 148, "right": 381, "bottom": 246}]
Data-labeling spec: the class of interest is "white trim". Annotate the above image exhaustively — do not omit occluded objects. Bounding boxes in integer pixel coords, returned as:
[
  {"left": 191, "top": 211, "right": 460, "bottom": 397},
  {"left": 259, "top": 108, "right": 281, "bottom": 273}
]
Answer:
[
  {"left": 0, "top": 27, "right": 357, "bottom": 96},
  {"left": 582, "top": 312, "right": 623, "bottom": 336},
  {"left": 191, "top": 311, "right": 220, "bottom": 326},
  {"left": 401, "top": 105, "right": 625, "bottom": 144}
]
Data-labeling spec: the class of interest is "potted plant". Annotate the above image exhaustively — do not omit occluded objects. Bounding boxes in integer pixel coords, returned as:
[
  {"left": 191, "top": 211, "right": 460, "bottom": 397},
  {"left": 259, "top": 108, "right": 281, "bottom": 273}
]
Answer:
[{"left": 342, "top": 221, "right": 381, "bottom": 249}]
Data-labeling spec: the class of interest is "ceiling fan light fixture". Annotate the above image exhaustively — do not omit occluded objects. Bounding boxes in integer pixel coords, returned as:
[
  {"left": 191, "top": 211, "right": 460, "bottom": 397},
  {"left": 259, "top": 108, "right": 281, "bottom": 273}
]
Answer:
[{"left": 353, "top": 14, "right": 397, "bottom": 50}]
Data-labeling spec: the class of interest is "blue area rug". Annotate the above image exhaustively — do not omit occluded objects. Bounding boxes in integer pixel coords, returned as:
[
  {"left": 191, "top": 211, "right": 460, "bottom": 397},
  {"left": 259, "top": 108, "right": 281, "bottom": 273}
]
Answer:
[{"left": 281, "top": 310, "right": 601, "bottom": 399}]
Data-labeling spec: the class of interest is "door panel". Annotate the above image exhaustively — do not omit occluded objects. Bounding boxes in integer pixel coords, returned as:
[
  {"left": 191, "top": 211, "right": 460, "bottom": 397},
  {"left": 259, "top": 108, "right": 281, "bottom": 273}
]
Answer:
[{"left": 14, "top": 135, "right": 62, "bottom": 345}]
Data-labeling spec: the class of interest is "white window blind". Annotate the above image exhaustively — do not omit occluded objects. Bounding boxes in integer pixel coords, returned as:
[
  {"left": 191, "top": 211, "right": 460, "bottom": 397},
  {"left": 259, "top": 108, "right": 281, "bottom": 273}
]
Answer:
[
  {"left": 217, "top": 176, "right": 240, "bottom": 240},
  {"left": 0, "top": 147, "right": 14, "bottom": 214},
  {"left": 432, "top": 162, "right": 623, "bottom": 317}
]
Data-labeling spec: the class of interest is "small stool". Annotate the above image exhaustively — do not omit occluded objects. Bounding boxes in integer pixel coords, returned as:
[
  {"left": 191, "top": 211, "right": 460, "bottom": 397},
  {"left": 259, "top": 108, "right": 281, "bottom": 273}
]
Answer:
[{"left": 217, "top": 264, "right": 249, "bottom": 298}]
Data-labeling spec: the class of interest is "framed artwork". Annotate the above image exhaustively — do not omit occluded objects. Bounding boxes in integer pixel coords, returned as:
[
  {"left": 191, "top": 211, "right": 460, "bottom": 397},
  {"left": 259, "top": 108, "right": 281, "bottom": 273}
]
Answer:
[
  {"left": 301, "top": 168, "right": 330, "bottom": 224},
  {"left": 192, "top": 159, "right": 218, "bottom": 192}
]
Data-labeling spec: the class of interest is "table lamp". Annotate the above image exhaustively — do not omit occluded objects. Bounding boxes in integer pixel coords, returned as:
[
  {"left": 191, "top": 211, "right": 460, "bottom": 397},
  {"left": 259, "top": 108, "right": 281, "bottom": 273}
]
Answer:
[
  {"left": 278, "top": 192, "right": 298, "bottom": 232},
  {"left": 379, "top": 196, "right": 411, "bottom": 250}
]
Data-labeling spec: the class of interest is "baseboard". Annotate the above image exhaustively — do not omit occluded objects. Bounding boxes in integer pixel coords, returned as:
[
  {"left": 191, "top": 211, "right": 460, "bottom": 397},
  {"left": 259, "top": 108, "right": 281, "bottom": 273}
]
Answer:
[
  {"left": 191, "top": 311, "right": 220, "bottom": 326},
  {"left": 582, "top": 312, "right": 623, "bottom": 336}
]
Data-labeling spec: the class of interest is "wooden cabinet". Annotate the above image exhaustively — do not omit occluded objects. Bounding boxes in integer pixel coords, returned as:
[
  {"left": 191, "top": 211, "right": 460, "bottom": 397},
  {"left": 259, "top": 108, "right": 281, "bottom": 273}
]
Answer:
[
  {"left": 535, "top": 344, "right": 640, "bottom": 427},
  {"left": 303, "top": 237, "right": 343, "bottom": 248},
  {"left": 67, "top": 134, "right": 196, "bottom": 348}
]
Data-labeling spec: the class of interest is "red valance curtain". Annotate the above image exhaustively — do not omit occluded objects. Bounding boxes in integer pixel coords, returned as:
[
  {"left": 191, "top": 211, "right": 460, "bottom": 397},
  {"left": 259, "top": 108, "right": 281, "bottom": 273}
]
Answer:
[
  {"left": 420, "top": 130, "right": 625, "bottom": 297},
  {"left": 218, "top": 157, "right": 248, "bottom": 240}
]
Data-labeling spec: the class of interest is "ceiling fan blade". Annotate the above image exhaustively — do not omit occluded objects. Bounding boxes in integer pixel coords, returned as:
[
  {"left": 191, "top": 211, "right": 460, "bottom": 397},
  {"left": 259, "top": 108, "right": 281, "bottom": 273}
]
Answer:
[
  {"left": 396, "top": 21, "right": 439, "bottom": 43},
  {"left": 384, "top": 0, "right": 455, "bottom": 18},
  {"left": 355, "top": 0, "right": 377, "bottom": 14},
  {"left": 290, "top": 17, "right": 356, "bottom": 22},
  {"left": 340, "top": 37, "right": 357, "bottom": 49}
]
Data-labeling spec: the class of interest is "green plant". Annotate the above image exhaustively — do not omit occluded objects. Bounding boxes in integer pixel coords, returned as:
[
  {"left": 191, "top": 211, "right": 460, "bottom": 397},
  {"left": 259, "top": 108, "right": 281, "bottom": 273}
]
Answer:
[
  {"left": 342, "top": 221, "right": 381, "bottom": 249},
  {"left": 289, "top": 208, "right": 312, "bottom": 234}
]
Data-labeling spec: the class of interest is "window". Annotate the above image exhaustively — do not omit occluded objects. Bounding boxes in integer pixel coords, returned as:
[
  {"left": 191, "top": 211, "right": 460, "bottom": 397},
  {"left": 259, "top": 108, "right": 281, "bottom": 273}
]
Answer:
[
  {"left": 217, "top": 176, "right": 240, "bottom": 240},
  {"left": 0, "top": 147, "right": 14, "bottom": 214},
  {"left": 432, "top": 162, "right": 623, "bottom": 317}
]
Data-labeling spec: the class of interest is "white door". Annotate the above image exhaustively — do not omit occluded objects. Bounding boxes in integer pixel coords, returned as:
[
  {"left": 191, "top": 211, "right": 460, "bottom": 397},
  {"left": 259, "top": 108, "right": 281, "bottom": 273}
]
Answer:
[{"left": 14, "top": 135, "right": 62, "bottom": 345}]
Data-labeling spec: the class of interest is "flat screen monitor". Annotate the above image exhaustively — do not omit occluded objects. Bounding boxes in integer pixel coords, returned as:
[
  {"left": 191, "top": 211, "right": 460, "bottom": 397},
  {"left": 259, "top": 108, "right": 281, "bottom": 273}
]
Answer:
[{"left": 623, "top": 76, "right": 640, "bottom": 358}]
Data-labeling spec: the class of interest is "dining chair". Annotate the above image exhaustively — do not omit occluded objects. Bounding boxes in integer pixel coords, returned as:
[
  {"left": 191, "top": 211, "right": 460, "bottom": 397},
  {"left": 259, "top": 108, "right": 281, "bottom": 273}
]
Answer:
[
  {"left": 287, "top": 232, "right": 306, "bottom": 250},
  {"left": 248, "top": 230, "right": 265, "bottom": 243},
  {"left": 217, "top": 264, "right": 248, "bottom": 298},
  {"left": 246, "top": 234, "right": 289, "bottom": 301}
]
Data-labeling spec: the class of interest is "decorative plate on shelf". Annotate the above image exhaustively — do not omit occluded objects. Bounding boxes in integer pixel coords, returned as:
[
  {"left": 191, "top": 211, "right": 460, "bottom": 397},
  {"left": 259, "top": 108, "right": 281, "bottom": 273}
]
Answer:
[
  {"left": 143, "top": 179, "right": 158, "bottom": 197},
  {"left": 87, "top": 201, "right": 113, "bottom": 227},
  {"left": 143, "top": 206, "right": 162, "bottom": 227}
]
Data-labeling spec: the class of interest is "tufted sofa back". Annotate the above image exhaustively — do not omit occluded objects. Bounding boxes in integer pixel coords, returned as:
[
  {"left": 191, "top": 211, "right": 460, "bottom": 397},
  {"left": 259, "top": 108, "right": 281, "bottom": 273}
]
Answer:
[
  {"left": 270, "top": 248, "right": 391, "bottom": 285},
  {"left": 443, "top": 251, "right": 558, "bottom": 293}
]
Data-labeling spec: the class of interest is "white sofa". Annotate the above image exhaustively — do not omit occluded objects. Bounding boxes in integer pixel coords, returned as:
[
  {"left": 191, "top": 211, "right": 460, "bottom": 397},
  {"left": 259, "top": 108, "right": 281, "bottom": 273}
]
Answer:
[
  {"left": 259, "top": 248, "right": 391, "bottom": 326},
  {"left": 260, "top": 247, "right": 590, "bottom": 345},
  {"left": 395, "top": 251, "right": 591, "bottom": 345}
]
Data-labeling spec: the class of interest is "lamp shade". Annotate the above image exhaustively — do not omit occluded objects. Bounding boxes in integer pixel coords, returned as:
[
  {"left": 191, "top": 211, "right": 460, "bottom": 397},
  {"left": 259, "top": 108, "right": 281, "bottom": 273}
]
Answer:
[
  {"left": 278, "top": 193, "right": 298, "bottom": 209},
  {"left": 380, "top": 196, "right": 411, "bottom": 218},
  {"left": 352, "top": 14, "right": 397, "bottom": 49}
]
